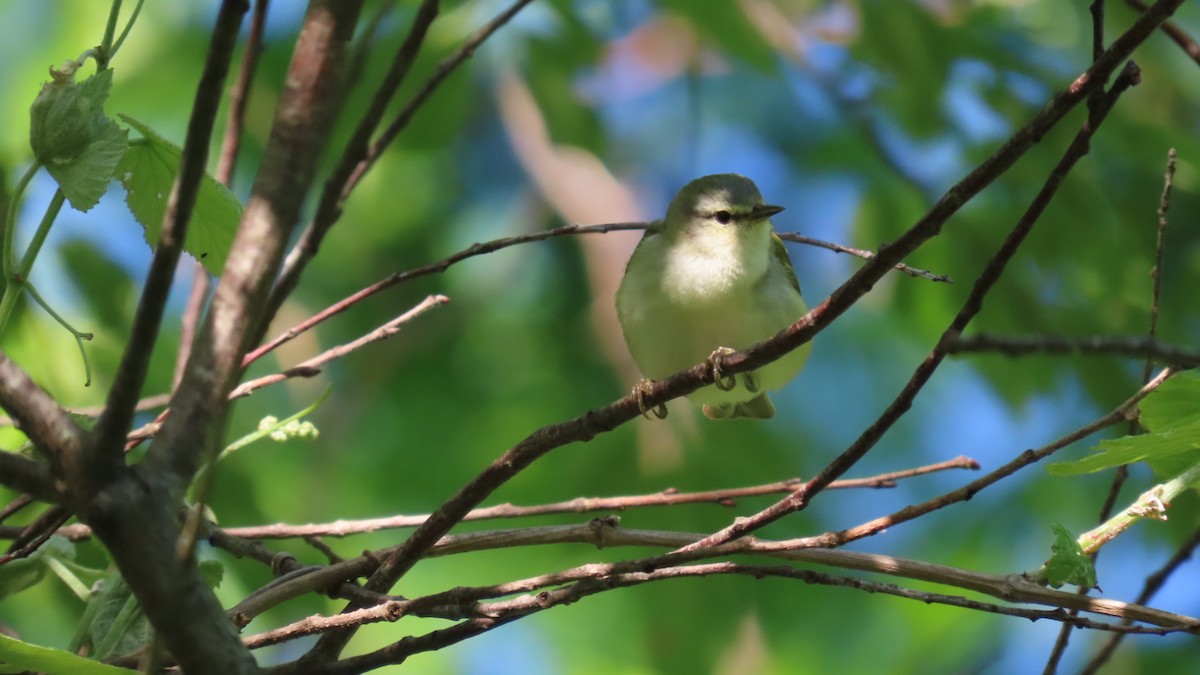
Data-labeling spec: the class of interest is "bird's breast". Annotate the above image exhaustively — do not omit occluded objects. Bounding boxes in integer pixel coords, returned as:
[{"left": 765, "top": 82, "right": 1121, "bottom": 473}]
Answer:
[{"left": 660, "top": 230, "right": 767, "bottom": 304}]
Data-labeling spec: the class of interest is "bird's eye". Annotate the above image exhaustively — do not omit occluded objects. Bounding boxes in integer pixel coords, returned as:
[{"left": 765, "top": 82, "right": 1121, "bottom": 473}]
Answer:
[{"left": 714, "top": 210, "right": 733, "bottom": 224}]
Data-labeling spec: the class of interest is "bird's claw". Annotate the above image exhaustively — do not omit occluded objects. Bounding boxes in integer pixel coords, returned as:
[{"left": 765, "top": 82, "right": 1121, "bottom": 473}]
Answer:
[
  {"left": 633, "top": 379, "right": 668, "bottom": 420},
  {"left": 743, "top": 371, "right": 760, "bottom": 393},
  {"left": 707, "top": 347, "right": 738, "bottom": 391}
]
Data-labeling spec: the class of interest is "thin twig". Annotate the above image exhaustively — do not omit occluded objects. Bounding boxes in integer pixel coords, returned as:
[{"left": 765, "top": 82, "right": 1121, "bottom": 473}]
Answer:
[
  {"left": 262, "top": 0, "right": 442, "bottom": 343},
  {"left": 0, "top": 454, "right": 59, "bottom": 508},
  {"left": 1126, "top": 0, "right": 1200, "bottom": 65},
  {"left": 225, "top": 519, "right": 1200, "bottom": 652},
  {"left": 0, "top": 494, "right": 33, "bottom": 524},
  {"left": 245, "top": 222, "right": 645, "bottom": 366},
  {"left": 2, "top": 506, "right": 70, "bottom": 561},
  {"left": 1092, "top": 145, "right": 1175, "bottom": 564},
  {"left": 1144, "top": 148, "right": 1176, "bottom": 381},
  {"left": 126, "top": 295, "right": 447, "bottom": 447},
  {"left": 770, "top": 368, "right": 1174, "bottom": 550},
  {"left": 214, "top": 456, "right": 977, "bottom": 539},
  {"left": 90, "top": 0, "right": 246, "bottom": 467},
  {"left": 216, "top": 0, "right": 270, "bottom": 185},
  {"left": 230, "top": 295, "right": 448, "bottom": 399},
  {"left": 1081, "top": 525, "right": 1200, "bottom": 673},
  {"left": 341, "top": 0, "right": 538, "bottom": 198},
  {"left": 7, "top": 457, "right": 975, "bottom": 544},
  {"left": 1077, "top": 148, "right": 1181, "bottom": 675},
  {"left": 262, "top": 555, "right": 1197, "bottom": 673},
  {"left": 944, "top": 334, "right": 1200, "bottom": 366},
  {"left": 777, "top": 233, "right": 952, "bottom": 282},
  {"left": 0, "top": 393, "right": 169, "bottom": 428},
  {"left": 248, "top": 223, "right": 946, "bottom": 374}
]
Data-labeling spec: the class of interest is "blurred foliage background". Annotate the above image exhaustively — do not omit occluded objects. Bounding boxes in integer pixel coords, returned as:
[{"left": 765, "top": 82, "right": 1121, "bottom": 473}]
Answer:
[{"left": 2, "top": 1, "right": 1200, "bottom": 673}]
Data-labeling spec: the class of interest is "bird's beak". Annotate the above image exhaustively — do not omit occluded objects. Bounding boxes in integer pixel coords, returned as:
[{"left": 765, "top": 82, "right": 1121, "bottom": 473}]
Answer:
[{"left": 750, "top": 204, "right": 784, "bottom": 221}]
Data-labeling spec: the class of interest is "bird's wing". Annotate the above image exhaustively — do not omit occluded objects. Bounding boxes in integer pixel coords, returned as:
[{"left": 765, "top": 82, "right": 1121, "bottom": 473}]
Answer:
[{"left": 770, "top": 232, "right": 802, "bottom": 295}]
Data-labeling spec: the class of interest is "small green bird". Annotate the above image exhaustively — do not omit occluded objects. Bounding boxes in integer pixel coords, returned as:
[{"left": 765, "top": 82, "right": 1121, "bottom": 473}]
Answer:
[{"left": 616, "top": 174, "right": 810, "bottom": 419}]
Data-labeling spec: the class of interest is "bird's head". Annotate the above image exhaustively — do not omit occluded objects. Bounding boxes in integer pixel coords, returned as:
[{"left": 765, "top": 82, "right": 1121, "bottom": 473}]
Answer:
[{"left": 664, "top": 174, "right": 784, "bottom": 240}]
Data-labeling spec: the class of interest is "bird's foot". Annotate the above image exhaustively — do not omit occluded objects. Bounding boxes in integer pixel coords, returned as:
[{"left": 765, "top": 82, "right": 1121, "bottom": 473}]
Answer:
[
  {"left": 632, "top": 379, "right": 668, "bottom": 420},
  {"left": 743, "top": 371, "right": 760, "bottom": 393},
  {"left": 707, "top": 347, "right": 739, "bottom": 391}
]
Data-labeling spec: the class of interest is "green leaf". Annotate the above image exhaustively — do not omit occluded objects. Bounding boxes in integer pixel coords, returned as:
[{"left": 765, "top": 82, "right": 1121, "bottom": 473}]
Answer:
[
  {"left": 85, "top": 573, "right": 151, "bottom": 660},
  {"left": 44, "top": 118, "right": 128, "bottom": 212},
  {"left": 1043, "top": 523, "right": 1096, "bottom": 589},
  {"left": 1048, "top": 373, "right": 1200, "bottom": 476},
  {"left": 114, "top": 114, "right": 240, "bottom": 275},
  {"left": 1139, "top": 371, "right": 1200, "bottom": 433},
  {"left": 29, "top": 69, "right": 129, "bottom": 211},
  {"left": 199, "top": 559, "right": 224, "bottom": 589},
  {"left": 1047, "top": 421, "right": 1200, "bottom": 475},
  {"left": 0, "top": 535, "right": 76, "bottom": 601},
  {"left": 0, "top": 632, "right": 135, "bottom": 674}
]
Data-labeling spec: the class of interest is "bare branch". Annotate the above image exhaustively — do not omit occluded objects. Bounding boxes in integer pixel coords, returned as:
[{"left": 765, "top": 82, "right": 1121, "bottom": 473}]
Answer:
[
  {"left": 230, "top": 295, "right": 448, "bottom": 400},
  {"left": 342, "top": 0, "right": 539, "bottom": 198},
  {"left": 777, "top": 233, "right": 953, "bottom": 282},
  {"left": 248, "top": 222, "right": 948, "bottom": 369},
  {"left": 1, "top": 505, "right": 69, "bottom": 561},
  {"left": 219, "top": 456, "right": 976, "bottom": 539},
  {"left": 148, "top": 0, "right": 365, "bottom": 488},
  {"left": 1081, "top": 525, "right": 1200, "bottom": 673},
  {"left": 262, "top": 540, "right": 1199, "bottom": 674},
  {"left": 0, "top": 394, "right": 169, "bottom": 428},
  {"left": 1126, "top": 0, "right": 1200, "bottom": 65},
  {"left": 1, "top": 456, "right": 976, "bottom": 544},
  {"left": 943, "top": 334, "right": 1200, "bottom": 366},
  {"left": 0, "top": 451, "right": 59, "bottom": 503},
  {"left": 246, "top": 222, "right": 645, "bottom": 366},
  {"left": 262, "top": 0, "right": 442, "bottom": 339},
  {"left": 225, "top": 520, "right": 1200, "bottom": 659},
  {"left": 91, "top": 0, "right": 247, "bottom": 465},
  {"left": 216, "top": 0, "right": 271, "bottom": 185},
  {"left": 0, "top": 351, "right": 87, "bottom": 481},
  {"left": 776, "top": 368, "right": 1175, "bottom": 550}
]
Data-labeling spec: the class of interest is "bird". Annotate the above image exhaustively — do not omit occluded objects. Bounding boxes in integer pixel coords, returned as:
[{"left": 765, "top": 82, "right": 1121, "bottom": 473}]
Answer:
[{"left": 615, "top": 173, "right": 810, "bottom": 419}]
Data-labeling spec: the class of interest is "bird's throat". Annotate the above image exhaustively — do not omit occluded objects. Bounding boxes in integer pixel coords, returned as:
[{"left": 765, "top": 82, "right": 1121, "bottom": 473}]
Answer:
[{"left": 660, "top": 225, "right": 769, "bottom": 303}]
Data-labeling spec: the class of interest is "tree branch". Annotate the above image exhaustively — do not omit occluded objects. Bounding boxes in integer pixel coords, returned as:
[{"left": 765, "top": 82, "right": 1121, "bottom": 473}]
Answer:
[
  {"left": 148, "top": 0, "right": 365, "bottom": 489},
  {"left": 1081, "top": 524, "right": 1200, "bottom": 673},
  {"left": 769, "top": 367, "right": 1174, "bottom": 550},
  {"left": 943, "top": 333, "right": 1200, "bottom": 366},
  {"left": 1126, "top": 0, "right": 1200, "bottom": 65},
  {"left": 0, "top": 451, "right": 59, "bottom": 503},
  {"left": 91, "top": 0, "right": 246, "bottom": 468},
  {"left": 260, "top": 0, "right": 442, "bottom": 342},
  {"left": 0, "top": 351, "right": 87, "bottom": 485},
  {"left": 229, "top": 294, "right": 448, "bottom": 400},
  {"left": 245, "top": 222, "right": 645, "bottom": 366}
]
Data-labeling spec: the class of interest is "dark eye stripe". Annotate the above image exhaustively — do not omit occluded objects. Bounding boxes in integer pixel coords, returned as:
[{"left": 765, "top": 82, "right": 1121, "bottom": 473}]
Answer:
[{"left": 714, "top": 210, "right": 733, "bottom": 224}]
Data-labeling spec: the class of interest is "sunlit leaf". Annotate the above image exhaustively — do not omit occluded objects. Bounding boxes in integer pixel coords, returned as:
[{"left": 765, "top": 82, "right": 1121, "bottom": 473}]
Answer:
[
  {"left": 114, "top": 114, "right": 239, "bottom": 275},
  {"left": 1043, "top": 523, "right": 1096, "bottom": 589},
  {"left": 30, "top": 69, "right": 128, "bottom": 211},
  {"left": 0, "top": 632, "right": 134, "bottom": 674}
]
